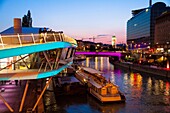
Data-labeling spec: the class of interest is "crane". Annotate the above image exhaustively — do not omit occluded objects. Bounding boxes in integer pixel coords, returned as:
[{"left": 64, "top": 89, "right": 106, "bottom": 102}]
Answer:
[
  {"left": 81, "top": 34, "right": 114, "bottom": 44},
  {"left": 82, "top": 37, "right": 95, "bottom": 42}
]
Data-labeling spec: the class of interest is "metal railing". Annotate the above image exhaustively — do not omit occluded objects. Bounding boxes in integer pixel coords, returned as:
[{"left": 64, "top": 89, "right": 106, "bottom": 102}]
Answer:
[
  {"left": 0, "top": 32, "right": 77, "bottom": 74},
  {"left": 0, "top": 32, "right": 77, "bottom": 50}
]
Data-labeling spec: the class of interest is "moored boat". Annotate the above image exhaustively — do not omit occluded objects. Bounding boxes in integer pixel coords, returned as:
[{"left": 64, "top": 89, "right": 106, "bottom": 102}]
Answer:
[
  {"left": 54, "top": 76, "right": 86, "bottom": 96},
  {"left": 75, "top": 66, "right": 125, "bottom": 103}
]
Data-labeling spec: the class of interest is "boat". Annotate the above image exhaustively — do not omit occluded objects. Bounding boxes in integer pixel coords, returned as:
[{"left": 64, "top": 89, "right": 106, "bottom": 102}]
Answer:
[
  {"left": 75, "top": 66, "right": 125, "bottom": 103},
  {"left": 54, "top": 76, "right": 86, "bottom": 96}
]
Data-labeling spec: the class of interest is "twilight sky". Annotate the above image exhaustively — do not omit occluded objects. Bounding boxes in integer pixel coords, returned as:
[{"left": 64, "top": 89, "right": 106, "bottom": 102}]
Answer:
[{"left": 0, "top": 0, "right": 170, "bottom": 44}]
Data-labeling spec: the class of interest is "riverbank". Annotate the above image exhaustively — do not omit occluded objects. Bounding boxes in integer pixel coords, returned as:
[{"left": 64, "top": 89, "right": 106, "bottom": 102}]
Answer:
[
  {"left": 110, "top": 60, "right": 170, "bottom": 78},
  {"left": 41, "top": 57, "right": 170, "bottom": 113}
]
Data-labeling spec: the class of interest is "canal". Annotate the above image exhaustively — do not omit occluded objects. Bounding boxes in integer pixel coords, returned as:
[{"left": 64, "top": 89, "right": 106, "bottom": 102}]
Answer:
[{"left": 48, "top": 57, "right": 170, "bottom": 113}]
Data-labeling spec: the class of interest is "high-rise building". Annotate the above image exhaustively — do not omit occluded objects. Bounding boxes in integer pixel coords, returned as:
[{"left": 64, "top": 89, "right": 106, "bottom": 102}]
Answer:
[
  {"left": 127, "top": 2, "right": 170, "bottom": 49},
  {"left": 155, "top": 11, "right": 170, "bottom": 52}
]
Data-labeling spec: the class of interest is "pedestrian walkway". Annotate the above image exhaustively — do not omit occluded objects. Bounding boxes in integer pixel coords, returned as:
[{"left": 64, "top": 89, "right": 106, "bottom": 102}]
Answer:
[
  {"left": 0, "top": 80, "right": 26, "bottom": 113},
  {"left": 0, "top": 80, "right": 45, "bottom": 113}
]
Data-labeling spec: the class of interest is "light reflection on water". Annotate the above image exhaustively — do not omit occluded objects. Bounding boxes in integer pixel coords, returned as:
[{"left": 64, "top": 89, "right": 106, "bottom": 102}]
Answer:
[{"left": 53, "top": 57, "right": 170, "bottom": 113}]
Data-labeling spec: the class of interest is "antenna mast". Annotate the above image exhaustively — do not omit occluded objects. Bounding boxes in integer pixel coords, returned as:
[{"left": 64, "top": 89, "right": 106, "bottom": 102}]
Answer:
[{"left": 149, "top": 0, "right": 152, "bottom": 6}]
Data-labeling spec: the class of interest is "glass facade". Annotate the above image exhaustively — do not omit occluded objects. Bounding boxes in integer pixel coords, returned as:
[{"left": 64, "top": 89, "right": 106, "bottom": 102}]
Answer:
[
  {"left": 127, "top": 2, "right": 170, "bottom": 48},
  {"left": 127, "top": 8, "right": 151, "bottom": 41}
]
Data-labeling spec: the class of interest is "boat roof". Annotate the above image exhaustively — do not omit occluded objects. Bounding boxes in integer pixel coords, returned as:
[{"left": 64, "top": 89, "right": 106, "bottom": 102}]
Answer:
[
  {"left": 89, "top": 78, "right": 103, "bottom": 88},
  {"left": 82, "top": 67, "right": 103, "bottom": 74},
  {"left": 58, "top": 76, "right": 80, "bottom": 84}
]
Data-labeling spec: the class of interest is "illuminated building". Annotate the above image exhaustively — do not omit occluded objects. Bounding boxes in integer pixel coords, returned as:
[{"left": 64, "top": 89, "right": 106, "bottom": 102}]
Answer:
[
  {"left": 112, "top": 36, "right": 116, "bottom": 48},
  {"left": 155, "top": 11, "right": 170, "bottom": 52},
  {"left": 0, "top": 11, "right": 77, "bottom": 111},
  {"left": 127, "top": 2, "right": 170, "bottom": 49},
  {"left": 0, "top": 18, "right": 49, "bottom": 69}
]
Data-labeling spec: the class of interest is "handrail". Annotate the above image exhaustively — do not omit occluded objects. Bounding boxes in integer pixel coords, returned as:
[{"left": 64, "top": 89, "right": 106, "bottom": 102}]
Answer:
[
  {"left": 0, "top": 33, "right": 77, "bottom": 50},
  {"left": 17, "top": 33, "right": 22, "bottom": 46},
  {"left": 0, "top": 35, "right": 4, "bottom": 49}
]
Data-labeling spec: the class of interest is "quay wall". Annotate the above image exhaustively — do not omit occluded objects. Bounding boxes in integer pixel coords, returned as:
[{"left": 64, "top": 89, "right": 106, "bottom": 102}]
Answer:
[{"left": 113, "top": 62, "right": 170, "bottom": 78}]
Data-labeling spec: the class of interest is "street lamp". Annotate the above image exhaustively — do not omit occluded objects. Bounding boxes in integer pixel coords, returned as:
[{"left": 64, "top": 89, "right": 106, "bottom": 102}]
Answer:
[
  {"left": 166, "top": 41, "right": 169, "bottom": 69},
  {"left": 166, "top": 41, "right": 169, "bottom": 52}
]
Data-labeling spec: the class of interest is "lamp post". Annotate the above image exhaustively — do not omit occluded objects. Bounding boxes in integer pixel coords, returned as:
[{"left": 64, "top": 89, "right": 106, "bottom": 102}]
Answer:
[
  {"left": 166, "top": 41, "right": 169, "bottom": 53},
  {"left": 156, "top": 42, "right": 159, "bottom": 53},
  {"left": 166, "top": 42, "right": 169, "bottom": 69}
]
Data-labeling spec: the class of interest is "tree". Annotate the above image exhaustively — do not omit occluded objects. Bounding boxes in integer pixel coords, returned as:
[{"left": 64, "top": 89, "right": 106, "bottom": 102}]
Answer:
[
  {"left": 22, "top": 15, "right": 28, "bottom": 27},
  {"left": 22, "top": 10, "right": 32, "bottom": 27},
  {"left": 27, "top": 10, "right": 32, "bottom": 27}
]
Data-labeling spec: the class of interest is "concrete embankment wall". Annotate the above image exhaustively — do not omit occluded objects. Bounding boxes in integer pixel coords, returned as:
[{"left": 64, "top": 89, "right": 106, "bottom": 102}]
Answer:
[{"left": 114, "top": 62, "right": 170, "bottom": 78}]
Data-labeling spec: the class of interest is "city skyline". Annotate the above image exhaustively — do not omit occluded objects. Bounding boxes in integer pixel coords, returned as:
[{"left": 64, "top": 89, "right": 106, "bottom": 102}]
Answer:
[{"left": 0, "top": 0, "right": 170, "bottom": 44}]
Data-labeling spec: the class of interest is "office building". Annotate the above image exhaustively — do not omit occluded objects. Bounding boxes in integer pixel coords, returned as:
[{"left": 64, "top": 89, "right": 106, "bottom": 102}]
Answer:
[
  {"left": 127, "top": 2, "right": 170, "bottom": 49},
  {"left": 155, "top": 11, "right": 170, "bottom": 52}
]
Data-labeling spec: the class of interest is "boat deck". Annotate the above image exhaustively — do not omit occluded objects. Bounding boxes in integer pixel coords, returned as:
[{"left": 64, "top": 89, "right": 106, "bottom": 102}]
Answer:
[{"left": 75, "top": 66, "right": 125, "bottom": 103}]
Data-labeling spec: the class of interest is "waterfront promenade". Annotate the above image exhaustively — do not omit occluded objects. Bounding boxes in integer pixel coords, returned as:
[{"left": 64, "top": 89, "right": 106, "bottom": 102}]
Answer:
[
  {"left": 113, "top": 61, "right": 170, "bottom": 78},
  {"left": 0, "top": 80, "right": 44, "bottom": 113}
]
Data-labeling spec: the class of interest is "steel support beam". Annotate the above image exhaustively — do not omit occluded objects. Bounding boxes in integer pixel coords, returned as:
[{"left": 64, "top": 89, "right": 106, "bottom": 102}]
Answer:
[
  {"left": 43, "top": 51, "right": 52, "bottom": 70},
  {"left": 0, "top": 94, "right": 14, "bottom": 112},
  {"left": 19, "top": 55, "right": 29, "bottom": 69},
  {"left": 54, "top": 49, "right": 61, "bottom": 69},
  {"left": 32, "top": 77, "right": 52, "bottom": 111},
  {"left": 19, "top": 81, "right": 29, "bottom": 112},
  {"left": 0, "top": 54, "right": 29, "bottom": 71}
]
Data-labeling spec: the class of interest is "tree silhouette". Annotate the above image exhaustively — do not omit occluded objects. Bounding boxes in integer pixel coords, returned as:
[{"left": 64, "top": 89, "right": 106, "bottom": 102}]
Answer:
[{"left": 22, "top": 10, "right": 32, "bottom": 27}]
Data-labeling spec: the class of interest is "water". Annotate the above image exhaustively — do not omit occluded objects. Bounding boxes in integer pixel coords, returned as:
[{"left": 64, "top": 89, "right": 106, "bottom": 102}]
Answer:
[{"left": 52, "top": 57, "right": 170, "bottom": 113}]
